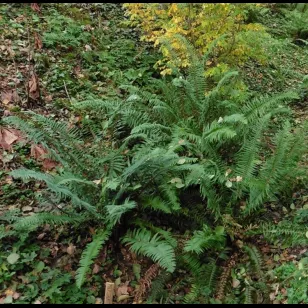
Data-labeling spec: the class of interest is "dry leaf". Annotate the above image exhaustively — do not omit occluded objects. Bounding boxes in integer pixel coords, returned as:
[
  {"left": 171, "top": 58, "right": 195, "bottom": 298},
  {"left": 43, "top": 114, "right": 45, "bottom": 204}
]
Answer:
[
  {"left": 12, "top": 292, "right": 20, "bottom": 300},
  {"left": 33, "top": 299, "right": 42, "bottom": 304},
  {"left": 116, "top": 281, "right": 129, "bottom": 297},
  {"left": 30, "top": 144, "right": 58, "bottom": 170},
  {"left": 66, "top": 243, "right": 76, "bottom": 255},
  {"left": 0, "top": 128, "right": 20, "bottom": 150},
  {"left": 232, "top": 278, "right": 240, "bottom": 288},
  {"left": 85, "top": 44, "right": 92, "bottom": 51},
  {"left": 22, "top": 206, "right": 33, "bottom": 212},
  {"left": 95, "top": 298, "right": 103, "bottom": 304},
  {"left": 117, "top": 295, "right": 130, "bottom": 302},
  {"left": 37, "top": 233, "right": 46, "bottom": 240},
  {"left": 42, "top": 159, "right": 58, "bottom": 171},
  {"left": 93, "top": 179, "right": 101, "bottom": 185},
  {"left": 92, "top": 264, "right": 101, "bottom": 274},
  {"left": 31, "top": 144, "right": 47, "bottom": 160},
  {"left": 45, "top": 95, "right": 53, "bottom": 102},
  {"left": 30, "top": 3, "right": 41, "bottom": 13},
  {"left": 28, "top": 73, "right": 40, "bottom": 100},
  {"left": 1, "top": 91, "right": 13, "bottom": 105},
  {"left": 4, "top": 289, "right": 14, "bottom": 296}
]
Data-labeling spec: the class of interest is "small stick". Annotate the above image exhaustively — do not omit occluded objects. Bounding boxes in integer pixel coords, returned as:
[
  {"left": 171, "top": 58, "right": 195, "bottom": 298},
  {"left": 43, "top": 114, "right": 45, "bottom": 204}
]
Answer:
[{"left": 63, "top": 80, "right": 71, "bottom": 102}]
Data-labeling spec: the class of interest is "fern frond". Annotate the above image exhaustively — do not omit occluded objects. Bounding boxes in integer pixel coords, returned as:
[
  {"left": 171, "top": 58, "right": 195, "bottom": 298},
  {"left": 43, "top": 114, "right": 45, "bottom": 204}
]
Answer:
[
  {"left": 105, "top": 199, "right": 137, "bottom": 226},
  {"left": 122, "top": 228, "right": 176, "bottom": 272},
  {"left": 184, "top": 225, "right": 226, "bottom": 254},
  {"left": 76, "top": 227, "right": 112, "bottom": 288},
  {"left": 13, "top": 213, "right": 83, "bottom": 231}
]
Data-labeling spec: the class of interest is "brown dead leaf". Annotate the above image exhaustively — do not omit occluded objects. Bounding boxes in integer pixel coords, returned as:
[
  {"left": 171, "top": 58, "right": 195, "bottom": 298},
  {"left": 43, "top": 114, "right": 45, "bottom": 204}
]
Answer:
[
  {"left": 115, "top": 281, "right": 129, "bottom": 298},
  {"left": 37, "top": 233, "right": 46, "bottom": 240},
  {"left": 42, "top": 159, "right": 58, "bottom": 171},
  {"left": 4, "top": 289, "right": 14, "bottom": 296},
  {"left": 22, "top": 206, "right": 33, "bottom": 212},
  {"left": 31, "top": 144, "right": 47, "bottom": 160},
  {"left": 28, "top": 73, "right": 40, "bottom": 100},
  {"left": 1, "top": 91, "right": 14, "bottom": 105},
  {"left": 34, "top": 32, "right": 43, "bottom": 50},
  {"left": 232, "top": 278, "right": 240, "bottom": 288},
  {"left": 12, "top": 292, "right": 20, "bottom": 300},
  {"left": 30, "top": 144, "right": 58, "bottom": 170},
  {"left": 0, "top": 128, "right": 21, "bottom": 150},
  {"left": 30, "top": 3, "right": 41, "bottom": 13},
  {"left": 66, "top": 243, "right": 76, "bottom": 255},
  {"left": 92, "top": 264, "right": 101, "bottom": 274},
  {"left": 3, "top": 110, "right": 12, "bottom": 117},
  {"left": 45, "top": 95, "right": 53, "bottom": 102}
]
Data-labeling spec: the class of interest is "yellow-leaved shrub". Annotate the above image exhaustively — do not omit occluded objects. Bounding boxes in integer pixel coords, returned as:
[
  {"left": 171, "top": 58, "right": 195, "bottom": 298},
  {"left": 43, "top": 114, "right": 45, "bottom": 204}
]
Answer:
[{"left": 123, "top": 3, "right": 270, "bottom": 77}]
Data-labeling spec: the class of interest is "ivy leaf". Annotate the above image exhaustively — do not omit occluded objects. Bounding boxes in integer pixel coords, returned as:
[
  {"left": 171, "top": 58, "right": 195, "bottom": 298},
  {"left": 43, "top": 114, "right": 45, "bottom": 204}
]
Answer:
[{"left": 7, "top": 253, "right": 20, "bottom": 264}]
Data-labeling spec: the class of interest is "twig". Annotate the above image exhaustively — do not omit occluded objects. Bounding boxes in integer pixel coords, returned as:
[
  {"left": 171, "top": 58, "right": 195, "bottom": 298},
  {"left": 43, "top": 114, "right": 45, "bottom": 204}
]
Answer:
[{"left": 63, "top": 80, "right": 71, "bottom": 102}]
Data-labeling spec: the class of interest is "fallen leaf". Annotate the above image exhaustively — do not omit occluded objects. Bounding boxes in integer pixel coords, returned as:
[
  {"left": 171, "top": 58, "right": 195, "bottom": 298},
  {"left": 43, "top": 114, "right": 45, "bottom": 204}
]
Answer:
[
  {"left": 236, "top": 175, "right": 243, "bottom": 182},
  {"left": 7, "top": 253, "right": 20, "bottom": 264},
  {"left": 4, "top": 296, "right": 13, "bottom": 304},
  {"left": 33, "top": 299, "right": 42, "bottom": 304},
  {"left": 66, "top": 243, "right": 76, "bottom": 255},
  {"left": 95, "top": 298, "right": 103, "bottom": 304},
  {"left": 117, "top": 295, "right": 130, "bottom": 302},
  {"left": 225, "top": 180, "right": 232, "bottom": 188},
  {"left": 92, "top": 264, "right": 101, "bottom": 274},
  {"left": 42, "top": 159, "right": 58, "bottom": 171},
  {"left": 0, "top": 128, "right": 19, "bottom": 150},
  {"left": 1, "top": 91, "right": 14, "bottom": 104},
  {"left": 30, "top": 3, "right": 41, "bottom": 13},
  {"left": 12, "top": 292, "right": 20, "bottom": 300},
  {"left": 116, "top": 281, "right": 129, "bottom": 297},
  {"left": 31, "top": 144, "right": 58, "bottom": 170},
  {"left": 22, "top": 206, "right": 33, "bottom": 212},
  {"left": 232, "top": 278, "right": 240, "bottom": 288},
  {"left": 28, "top": 73, "right": 40, "bottom": 100},
  {"left": 37, "top": 233, "right": 46, "bottom": 240},
  {"left": 85, "top": 44, "right": 92, "bottom": 51},
  {"left": 4, "top": 289, "right": 14, "bottom": 296},
  {"left": 45, "top": 95, "right": 53, "bottom": 102}
]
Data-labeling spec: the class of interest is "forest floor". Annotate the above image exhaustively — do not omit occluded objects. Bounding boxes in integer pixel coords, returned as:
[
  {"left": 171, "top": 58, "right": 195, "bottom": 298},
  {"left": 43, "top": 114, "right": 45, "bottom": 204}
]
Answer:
[{"left": 0, "top": 3, "right": 307, "bottom": 304}]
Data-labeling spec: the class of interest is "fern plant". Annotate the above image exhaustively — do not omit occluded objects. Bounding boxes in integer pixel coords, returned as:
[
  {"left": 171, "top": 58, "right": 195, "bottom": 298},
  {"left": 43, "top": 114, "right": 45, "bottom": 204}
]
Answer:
[{"left": 3, "top": 36, "right": 306, "bottom": 295}]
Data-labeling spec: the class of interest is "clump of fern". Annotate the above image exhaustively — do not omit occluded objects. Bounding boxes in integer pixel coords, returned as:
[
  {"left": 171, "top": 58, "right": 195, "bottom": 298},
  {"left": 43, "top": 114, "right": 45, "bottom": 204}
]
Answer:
[{"left": 3, "top": 35, "right": 306, "bottom": 295}]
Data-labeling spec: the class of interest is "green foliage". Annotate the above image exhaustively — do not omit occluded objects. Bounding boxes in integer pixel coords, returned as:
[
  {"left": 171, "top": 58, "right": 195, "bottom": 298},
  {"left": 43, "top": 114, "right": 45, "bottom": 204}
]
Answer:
[
  {"left": 76, "top": 228, "right": 112, "bottom": 288},
  {"left": 1, "top": 5, "right": 307, "bottom": 303},
  {"left": 273, "top": 258, "right": 308, "bottom": 304},
  {"left": 184, "top": 225, "right": 226, "bottom": 254},
  {"left": 122, "top": 228, "right": 176, "bottom": 272}
]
